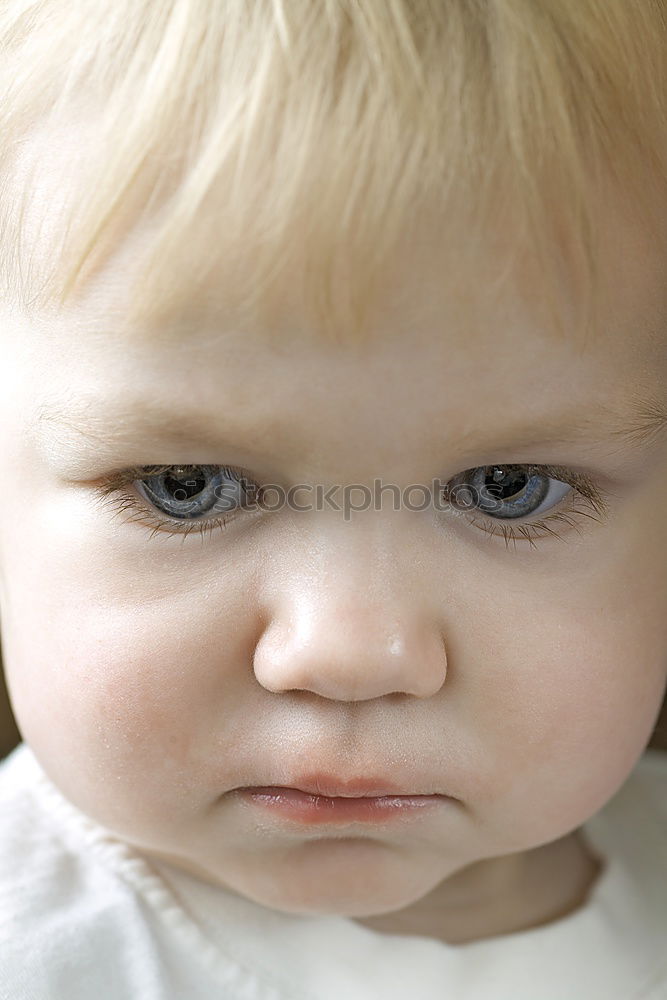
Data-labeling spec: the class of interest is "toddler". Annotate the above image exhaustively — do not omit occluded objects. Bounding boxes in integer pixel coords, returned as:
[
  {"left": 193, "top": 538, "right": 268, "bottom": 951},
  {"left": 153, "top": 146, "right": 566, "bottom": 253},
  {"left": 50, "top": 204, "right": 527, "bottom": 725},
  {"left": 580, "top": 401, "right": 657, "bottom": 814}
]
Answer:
[{"left": 1, "top": 1, "right": 667, "bottom": 998}]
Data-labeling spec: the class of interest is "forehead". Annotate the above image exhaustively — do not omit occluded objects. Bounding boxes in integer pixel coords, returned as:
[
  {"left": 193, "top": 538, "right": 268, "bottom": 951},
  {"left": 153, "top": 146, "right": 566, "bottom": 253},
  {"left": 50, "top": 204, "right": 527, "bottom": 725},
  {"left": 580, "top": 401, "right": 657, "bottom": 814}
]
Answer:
[
  {"left": 5, "top": 149, "right": 667, "bottom": 479},
  {"left": 37, "top": 167, "right": 667, "bottom": 367},
  {"left": 6, "top": 199, "right": 665, "bottom": 491},
  {"left": 8, "top": 104, "right": 667, "bottom": 364}
]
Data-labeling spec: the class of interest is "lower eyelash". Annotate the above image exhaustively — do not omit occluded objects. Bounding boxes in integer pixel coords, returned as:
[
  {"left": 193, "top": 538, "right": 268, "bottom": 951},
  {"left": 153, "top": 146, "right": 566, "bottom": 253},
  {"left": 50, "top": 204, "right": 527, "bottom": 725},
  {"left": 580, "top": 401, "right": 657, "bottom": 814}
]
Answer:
[
  {"left": 468, "top": 494, "right": 608, "bottom": 552},
  {"left": 95, "top": 489, "right": 238, "bottom": 544},
  {"left": 443, "top": 462, "right": 612, "bottom": 551}
]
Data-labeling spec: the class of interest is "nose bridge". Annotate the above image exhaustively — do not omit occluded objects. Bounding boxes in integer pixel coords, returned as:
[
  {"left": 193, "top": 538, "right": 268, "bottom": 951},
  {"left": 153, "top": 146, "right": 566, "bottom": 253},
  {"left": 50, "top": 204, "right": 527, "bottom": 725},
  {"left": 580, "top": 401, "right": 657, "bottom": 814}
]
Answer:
[{"left": 253, "top": 513, "right": 447, "bottom": 702}]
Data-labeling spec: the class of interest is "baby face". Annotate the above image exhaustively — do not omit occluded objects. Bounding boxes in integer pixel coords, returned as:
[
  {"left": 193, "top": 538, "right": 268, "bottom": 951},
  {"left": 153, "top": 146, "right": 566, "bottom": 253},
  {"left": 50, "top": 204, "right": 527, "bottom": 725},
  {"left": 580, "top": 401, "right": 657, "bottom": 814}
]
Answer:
[{"left": 1, "top": 190, "right": 667, "bottom": 931}]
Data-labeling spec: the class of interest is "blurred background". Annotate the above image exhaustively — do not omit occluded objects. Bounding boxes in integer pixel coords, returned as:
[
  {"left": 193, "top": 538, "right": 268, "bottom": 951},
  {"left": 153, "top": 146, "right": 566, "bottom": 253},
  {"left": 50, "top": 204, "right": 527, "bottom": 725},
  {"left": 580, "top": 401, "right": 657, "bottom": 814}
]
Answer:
[
  {"left": 1, "top": 657, "right": 20, "bottom": 760},
  {"left": 1, "top": 658, "right": 20, "bottom": 761},
  {"left": 1, "top": 648, "right": 666, "bottom": 761}
]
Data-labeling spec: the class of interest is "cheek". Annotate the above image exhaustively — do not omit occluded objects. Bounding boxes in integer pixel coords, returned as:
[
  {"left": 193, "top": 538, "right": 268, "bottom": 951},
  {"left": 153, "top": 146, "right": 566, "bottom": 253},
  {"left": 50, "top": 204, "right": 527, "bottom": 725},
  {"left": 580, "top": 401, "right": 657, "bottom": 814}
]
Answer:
[
  {"left": 2, "top": 583, "right": 260, "bottom": 833},
  {"left": 465, "top": 526, "right": 667, "bottom": 847}
]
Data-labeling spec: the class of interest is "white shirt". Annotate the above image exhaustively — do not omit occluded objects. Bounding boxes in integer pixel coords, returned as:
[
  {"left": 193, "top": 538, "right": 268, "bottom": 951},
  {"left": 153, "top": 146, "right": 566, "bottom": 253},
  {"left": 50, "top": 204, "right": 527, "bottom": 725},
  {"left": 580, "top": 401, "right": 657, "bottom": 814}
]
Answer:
[{"left": 1, "top": 742, "right": 666, "bottom": 999}]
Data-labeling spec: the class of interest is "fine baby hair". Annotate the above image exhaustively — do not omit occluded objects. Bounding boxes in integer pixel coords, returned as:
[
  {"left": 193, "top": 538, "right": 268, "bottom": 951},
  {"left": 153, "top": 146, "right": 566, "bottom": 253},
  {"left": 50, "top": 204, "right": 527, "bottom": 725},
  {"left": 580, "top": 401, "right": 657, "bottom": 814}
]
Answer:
[{"left": 0, "top": 0, "right": 664, "bottom": 344}]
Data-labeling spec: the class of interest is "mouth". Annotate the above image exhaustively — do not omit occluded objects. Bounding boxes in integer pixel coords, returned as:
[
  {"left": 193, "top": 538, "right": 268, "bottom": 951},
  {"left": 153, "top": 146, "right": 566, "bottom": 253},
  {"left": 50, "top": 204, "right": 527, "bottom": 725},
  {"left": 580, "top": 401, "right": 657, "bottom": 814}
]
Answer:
[
  {"left": 232, "top": 772, "right": 453, "bottom": 825},
  {"left": 233, "top": 787, "right": 449, "bottom": 825}
]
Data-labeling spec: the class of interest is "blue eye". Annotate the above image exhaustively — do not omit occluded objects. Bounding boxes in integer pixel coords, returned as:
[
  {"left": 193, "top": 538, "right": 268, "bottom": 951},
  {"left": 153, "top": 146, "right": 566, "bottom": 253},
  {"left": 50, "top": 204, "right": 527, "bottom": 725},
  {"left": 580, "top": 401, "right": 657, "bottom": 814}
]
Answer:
[
  {"left": 93, "top": 461, "right": 609, "bottom": 550},
  {"left": 448, "top": 465, "right": 572, "bottom": 521},
  {"left": 137, "top": 465, "right": 256, "bottom": 521},
  {"left": 92, "top": 463, "right": 264, "bottom": 540},
  {"left": 440, "top": 462, "right": 611, "bottom": 550}
]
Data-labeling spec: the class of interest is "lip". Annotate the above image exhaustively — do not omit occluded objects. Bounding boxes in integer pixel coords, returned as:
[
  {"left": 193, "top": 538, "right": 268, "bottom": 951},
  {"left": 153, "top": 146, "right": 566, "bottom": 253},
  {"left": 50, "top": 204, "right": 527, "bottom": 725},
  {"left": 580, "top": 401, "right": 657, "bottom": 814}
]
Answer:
[
  {"left": 272, "top": 772, "right": 435, "bottom": 798},
  {"left": 234, "top": 786, "right": 447, "bottom": 825}
]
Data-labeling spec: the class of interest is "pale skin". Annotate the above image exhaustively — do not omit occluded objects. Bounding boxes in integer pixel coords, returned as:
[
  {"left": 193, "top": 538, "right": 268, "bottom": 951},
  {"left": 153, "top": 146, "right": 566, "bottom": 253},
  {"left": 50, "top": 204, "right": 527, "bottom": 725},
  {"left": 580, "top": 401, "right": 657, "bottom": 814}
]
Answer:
[{"left": 1, "top": 164, "right": 667, "bottom": 947}]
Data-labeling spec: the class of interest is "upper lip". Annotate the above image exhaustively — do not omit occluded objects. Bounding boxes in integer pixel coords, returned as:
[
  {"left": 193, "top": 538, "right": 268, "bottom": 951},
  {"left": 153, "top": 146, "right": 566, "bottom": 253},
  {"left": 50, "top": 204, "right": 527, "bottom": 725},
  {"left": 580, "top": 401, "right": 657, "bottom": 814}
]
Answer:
[{"left": 248, "top": 772, "right": 438, "bottom": 798}]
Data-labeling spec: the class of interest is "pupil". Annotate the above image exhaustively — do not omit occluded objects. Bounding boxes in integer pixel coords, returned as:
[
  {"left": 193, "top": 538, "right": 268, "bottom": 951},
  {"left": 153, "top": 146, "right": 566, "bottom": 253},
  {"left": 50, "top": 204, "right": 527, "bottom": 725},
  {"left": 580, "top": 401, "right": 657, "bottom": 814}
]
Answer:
[
  {"left": 487, "top": 467, "right": 528, "bottom": 501},
  {"left": 165, "top": 469, "right": 207, "bottom": 502}
]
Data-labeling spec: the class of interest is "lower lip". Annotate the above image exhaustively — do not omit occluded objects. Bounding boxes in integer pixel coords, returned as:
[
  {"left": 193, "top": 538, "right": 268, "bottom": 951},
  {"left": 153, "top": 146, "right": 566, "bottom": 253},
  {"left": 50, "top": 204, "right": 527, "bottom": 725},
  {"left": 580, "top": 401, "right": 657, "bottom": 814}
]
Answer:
[{"left": 235, "top": 787, "right": 446, "bottom": 824}]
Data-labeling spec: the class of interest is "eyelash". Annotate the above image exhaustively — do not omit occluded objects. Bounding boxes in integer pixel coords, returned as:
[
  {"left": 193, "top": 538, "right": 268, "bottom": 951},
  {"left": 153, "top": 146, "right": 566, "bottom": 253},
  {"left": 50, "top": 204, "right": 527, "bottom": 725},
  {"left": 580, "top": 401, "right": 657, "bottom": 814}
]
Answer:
[
  {"left": 90, "top": 462, "right": 611, "bottom": 551},
  {"left": 92, "top": 464, "right": 246, "bottom": 545},
  {"left": 455, "top": 463, "right": 609, "bottom": 551}
]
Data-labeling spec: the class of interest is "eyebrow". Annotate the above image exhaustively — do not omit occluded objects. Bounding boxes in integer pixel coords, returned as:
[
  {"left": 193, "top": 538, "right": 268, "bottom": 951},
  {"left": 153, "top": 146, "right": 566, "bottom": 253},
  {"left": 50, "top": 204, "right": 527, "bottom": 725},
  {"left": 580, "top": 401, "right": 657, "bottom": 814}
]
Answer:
[
  {"left": 34, "top": 388, "right": 667, "bottom": 462},
  {"left": 476, "top": 393, "right": 667, "bottom": 453},
  {"left": 34, "top": 392, "right": 280, "bottom": 462}
]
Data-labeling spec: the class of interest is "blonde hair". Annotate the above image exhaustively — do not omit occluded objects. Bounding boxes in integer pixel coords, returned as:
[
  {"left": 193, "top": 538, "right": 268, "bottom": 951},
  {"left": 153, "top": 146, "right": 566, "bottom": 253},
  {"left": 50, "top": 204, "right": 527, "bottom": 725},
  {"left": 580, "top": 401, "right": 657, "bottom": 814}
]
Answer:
[{"left": 0, "top": 0, "right": 665, "bottom": 344}]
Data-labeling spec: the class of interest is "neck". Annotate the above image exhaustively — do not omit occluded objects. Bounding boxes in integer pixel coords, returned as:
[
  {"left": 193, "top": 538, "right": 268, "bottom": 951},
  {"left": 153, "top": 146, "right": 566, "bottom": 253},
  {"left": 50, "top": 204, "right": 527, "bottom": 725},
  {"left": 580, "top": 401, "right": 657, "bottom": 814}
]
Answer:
[{"left": 354, "top": 829, "right": 604, "bottom": 946}]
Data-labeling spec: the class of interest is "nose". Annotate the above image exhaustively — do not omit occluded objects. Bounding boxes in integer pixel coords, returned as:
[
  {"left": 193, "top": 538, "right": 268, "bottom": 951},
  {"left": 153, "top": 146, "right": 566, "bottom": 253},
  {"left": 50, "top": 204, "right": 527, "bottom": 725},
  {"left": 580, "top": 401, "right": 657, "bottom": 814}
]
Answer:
[{"left": 253, "top": 527, "right": 447, "bottom": 702}]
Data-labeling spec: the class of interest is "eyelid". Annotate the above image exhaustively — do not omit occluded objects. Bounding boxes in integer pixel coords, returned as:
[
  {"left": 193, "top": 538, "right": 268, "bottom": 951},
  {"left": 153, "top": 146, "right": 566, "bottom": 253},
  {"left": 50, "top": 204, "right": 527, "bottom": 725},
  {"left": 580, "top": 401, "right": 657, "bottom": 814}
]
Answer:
[{"left": 91, "top": 462, "right": 256, "bottom": 493}]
